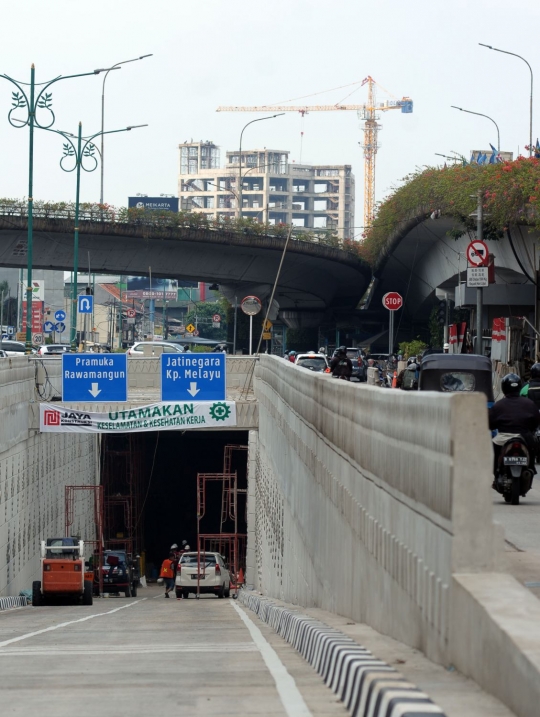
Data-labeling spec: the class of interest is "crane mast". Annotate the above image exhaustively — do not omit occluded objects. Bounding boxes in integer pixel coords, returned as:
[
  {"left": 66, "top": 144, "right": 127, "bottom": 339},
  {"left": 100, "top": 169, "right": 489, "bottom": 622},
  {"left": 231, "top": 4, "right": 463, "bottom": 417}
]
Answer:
[{"left": 217, "top": 78, "right": 412, "bottom": 234}]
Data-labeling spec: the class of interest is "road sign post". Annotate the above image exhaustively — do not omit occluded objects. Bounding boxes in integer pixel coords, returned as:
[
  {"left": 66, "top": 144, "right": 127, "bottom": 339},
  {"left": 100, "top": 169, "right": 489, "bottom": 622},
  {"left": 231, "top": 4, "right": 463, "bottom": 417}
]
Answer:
[
  {"left": 78, "top": 295, "right": 93, "bottom": 314},
  {"left": 382, "top": 292, "right": 403, "bottom": 355},
  {"left": 161, "top": 352, "right": 226, "bottom": 401},
  {"left": 62, "top": 353, "right": 127, "bottom": 402}
]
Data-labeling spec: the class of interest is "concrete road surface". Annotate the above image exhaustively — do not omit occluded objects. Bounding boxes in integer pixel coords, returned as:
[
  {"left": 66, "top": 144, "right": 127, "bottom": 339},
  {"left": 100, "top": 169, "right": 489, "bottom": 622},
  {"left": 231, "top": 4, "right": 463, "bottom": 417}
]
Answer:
[
  {"left": 0, "top": 586, "right": 346, "bottom": 717},
  {"left": 493, "top": 476, "right": 540, "bottom": 600}
]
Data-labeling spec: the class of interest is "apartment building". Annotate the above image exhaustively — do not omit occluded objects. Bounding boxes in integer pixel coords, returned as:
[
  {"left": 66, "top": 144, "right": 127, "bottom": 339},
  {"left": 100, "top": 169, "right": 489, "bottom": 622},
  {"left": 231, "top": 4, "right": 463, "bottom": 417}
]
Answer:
[{"left": 178, "top": 141, "right": 355, "bottom": 240}]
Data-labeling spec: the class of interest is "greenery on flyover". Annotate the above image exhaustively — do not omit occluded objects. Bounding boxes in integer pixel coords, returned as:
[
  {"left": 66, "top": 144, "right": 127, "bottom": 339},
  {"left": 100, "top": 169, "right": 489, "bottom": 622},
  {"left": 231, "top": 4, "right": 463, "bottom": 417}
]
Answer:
[
  {"left": 0, "top": 198, "right": 357, "bottom": 254},
  {"left": 361, "top": 156, "right": 540, "bottom": 264}
]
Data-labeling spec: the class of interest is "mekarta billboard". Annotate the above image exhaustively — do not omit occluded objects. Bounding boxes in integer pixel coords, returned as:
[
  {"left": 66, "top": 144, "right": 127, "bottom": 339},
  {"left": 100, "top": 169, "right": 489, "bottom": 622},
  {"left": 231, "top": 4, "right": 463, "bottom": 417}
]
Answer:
[
  {"left": 125, "top": 276, "right": 178, "bottom": 300},
  {"left": 128, "top": 196, "right": 179, "bottom": 212}
]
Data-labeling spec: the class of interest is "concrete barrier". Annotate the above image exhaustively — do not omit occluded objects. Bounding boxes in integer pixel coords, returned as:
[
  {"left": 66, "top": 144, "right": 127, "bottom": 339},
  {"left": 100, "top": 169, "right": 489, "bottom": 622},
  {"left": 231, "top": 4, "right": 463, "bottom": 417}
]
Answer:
[
  {"left": 0, "top": 358, "right": 99, "bottom": 597},
  {"left": 253, "top": 355, "right": 540, "bottom": 716}
]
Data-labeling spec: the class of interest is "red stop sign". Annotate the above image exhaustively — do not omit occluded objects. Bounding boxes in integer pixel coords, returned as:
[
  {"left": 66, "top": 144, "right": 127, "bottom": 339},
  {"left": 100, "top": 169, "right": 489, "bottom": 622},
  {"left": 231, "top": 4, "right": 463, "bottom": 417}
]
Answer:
[{"left": 382, "top": 292, "right": 403, "bottom": 311}]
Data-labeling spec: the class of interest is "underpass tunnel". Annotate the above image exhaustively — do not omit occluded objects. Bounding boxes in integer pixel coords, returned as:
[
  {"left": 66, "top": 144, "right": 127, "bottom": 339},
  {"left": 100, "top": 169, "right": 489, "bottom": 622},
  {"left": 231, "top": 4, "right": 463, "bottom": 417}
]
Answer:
[{"left": 100, "top": 430, "right": 249, "bottom": 579}]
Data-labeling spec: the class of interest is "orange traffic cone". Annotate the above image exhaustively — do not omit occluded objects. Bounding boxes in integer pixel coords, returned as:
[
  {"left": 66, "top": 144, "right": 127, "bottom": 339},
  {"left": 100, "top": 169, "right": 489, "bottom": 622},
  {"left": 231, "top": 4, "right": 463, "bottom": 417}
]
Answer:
[
  {"left": 392, "top": 371, "right": 398, "bottom": 388},
  {"left": 237, "top": 568, "right": 244, "bottom": 586}
]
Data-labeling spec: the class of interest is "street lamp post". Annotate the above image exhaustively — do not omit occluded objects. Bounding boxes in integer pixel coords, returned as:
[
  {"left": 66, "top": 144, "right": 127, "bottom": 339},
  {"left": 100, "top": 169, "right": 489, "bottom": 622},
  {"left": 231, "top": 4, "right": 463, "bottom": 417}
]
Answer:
[
  {"left": 238, "top": 114, "right": 284, "bottom": 219},
  {"left": 43, "top": 122, "right": 147, "bottom": 349},
  {"left": 100, "top": 54, "right": 152, "bottom": 205},
  {"left": 451, "top": 105, "right": 501, "bottom": 151},
  {"left": 1, "top": 63, "right": 119, "bottom": 351},
  {"left": 479, "top": 43, "right": 533, "bottom": 156}
]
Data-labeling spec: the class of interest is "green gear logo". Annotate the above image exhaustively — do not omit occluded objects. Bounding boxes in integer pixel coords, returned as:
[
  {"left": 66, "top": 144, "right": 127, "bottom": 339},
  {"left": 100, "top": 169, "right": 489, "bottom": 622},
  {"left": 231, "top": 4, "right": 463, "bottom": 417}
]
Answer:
[{"left": 209, "top": 402, "right": 231, "bottom": 421}]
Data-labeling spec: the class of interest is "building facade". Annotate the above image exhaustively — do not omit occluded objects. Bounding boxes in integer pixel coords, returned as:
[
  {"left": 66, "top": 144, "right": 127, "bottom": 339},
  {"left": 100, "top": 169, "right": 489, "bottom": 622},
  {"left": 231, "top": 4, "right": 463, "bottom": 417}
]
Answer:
[{"left": 178, "top": 141, "right": 355, "bottom": 240}]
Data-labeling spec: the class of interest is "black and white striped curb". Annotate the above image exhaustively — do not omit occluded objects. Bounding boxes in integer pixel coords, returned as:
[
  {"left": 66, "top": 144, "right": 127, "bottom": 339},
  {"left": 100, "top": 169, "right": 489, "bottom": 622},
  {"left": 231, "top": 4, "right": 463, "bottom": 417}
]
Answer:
[
  {"left": 239, "top": 590, "right": 447, "bottom": 717},
  {"left": 0, "top": 596, "right": 28, "bottom": 611}
]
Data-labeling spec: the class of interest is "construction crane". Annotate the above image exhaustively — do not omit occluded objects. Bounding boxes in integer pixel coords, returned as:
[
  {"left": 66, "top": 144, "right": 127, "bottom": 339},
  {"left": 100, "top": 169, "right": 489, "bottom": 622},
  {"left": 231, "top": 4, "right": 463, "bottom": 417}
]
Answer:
[{"left": 217, "top": 77, "right": 413, "bottom": 231}]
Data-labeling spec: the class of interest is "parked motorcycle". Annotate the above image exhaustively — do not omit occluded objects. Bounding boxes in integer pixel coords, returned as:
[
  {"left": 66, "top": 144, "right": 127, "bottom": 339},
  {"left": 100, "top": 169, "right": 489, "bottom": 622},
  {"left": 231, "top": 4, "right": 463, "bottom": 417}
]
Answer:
[{"left": 492, "top": 434, "right": 534, "bottom": 505}]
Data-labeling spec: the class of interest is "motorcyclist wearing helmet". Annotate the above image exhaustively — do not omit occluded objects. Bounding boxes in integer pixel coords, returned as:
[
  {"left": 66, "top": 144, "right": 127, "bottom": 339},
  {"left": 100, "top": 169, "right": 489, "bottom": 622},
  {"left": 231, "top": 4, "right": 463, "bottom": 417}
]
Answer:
[
  {"left": 288, "top": 350, "right": 297, "bottom": 363},
  {"left": 520, "top": 363, "right": 540, "bottom": 411},
  {"left": 330, "top": 346, "right": 353, "bottom": 380},
  {"left": 489, "top": 373, "right": 540, "bottom": 469}
]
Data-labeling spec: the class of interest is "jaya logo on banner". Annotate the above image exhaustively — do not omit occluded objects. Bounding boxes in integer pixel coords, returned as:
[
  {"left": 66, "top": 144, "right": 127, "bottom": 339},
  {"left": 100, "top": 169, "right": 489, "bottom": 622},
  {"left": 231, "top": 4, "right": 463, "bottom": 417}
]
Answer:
[{"left": 40, "top": 401, "right": 236, "bottom": 433}]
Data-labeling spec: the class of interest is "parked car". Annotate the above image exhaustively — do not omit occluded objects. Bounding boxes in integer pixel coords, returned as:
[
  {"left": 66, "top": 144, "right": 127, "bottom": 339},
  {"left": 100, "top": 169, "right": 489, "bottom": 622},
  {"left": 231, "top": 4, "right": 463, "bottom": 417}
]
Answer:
[
  {"left": 175, "top": 551, "right": 231, "bottom": 599},
  {"left": 37, "top": 344, "right": 70, "bottom": 356},
  {"left": 0, "top": 340, "right": 37, "bottom": 356},
  {"left": 294, "top": 353, "right": 329, "bottom": 372},
  {"left": 95, "top": 550, "right": 138, "bottom": 597},
  {"left": 127, "top": 341, "right": 185, "bottom": 356},
  {"left": 331, "top": 347, "right": 367, "bottom": 381},
  {"left": 0, "top": 349, "right": 7, "bottom": 358}
]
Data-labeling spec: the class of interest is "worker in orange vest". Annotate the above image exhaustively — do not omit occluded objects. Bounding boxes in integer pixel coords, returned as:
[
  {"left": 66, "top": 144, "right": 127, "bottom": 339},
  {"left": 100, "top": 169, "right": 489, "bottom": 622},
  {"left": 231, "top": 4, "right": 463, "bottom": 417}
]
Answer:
[{"left": 159, "top": 552, "right": 176, "bottom": 598}]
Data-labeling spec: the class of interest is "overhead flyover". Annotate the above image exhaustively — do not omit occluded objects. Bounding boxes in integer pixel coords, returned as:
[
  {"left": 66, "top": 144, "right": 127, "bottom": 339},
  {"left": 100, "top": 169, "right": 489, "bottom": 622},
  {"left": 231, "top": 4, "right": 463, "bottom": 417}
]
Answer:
[{"left": 0, "top": 209, "right": 371, "bottom": 328}]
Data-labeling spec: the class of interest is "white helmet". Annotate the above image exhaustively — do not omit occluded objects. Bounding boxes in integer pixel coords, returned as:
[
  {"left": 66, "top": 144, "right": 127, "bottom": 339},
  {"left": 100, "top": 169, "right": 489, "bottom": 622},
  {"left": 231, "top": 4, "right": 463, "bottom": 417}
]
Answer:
[
  {"left": 443, "top": 343, "right": 450, "bottom": 350},
  {"left": 184, "top": 544, "right": 190, "bottom": 550},
  {"left": 170, "top": 543, "right": 178, "bottom": 550}
]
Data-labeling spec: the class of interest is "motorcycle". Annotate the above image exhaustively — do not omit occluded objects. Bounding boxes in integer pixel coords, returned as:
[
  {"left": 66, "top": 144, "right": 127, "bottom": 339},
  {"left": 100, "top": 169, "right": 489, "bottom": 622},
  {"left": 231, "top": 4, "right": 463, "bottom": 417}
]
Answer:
[{"left": 492, "top": 434, "right": 534, "bottom": 505}]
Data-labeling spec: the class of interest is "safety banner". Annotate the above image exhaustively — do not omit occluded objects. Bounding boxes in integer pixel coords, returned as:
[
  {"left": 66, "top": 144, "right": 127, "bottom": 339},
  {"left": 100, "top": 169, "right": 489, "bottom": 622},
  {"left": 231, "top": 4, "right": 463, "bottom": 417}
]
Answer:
[{"left": 39, "top": 400, "right": 236, "bottom": 433}]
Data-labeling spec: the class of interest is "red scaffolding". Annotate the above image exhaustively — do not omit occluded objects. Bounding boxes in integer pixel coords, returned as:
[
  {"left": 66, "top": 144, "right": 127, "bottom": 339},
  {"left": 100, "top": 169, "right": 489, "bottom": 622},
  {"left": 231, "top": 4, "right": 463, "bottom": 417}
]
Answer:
[{"left": 65, "top": 485, "right": 104, "bottom": 595}]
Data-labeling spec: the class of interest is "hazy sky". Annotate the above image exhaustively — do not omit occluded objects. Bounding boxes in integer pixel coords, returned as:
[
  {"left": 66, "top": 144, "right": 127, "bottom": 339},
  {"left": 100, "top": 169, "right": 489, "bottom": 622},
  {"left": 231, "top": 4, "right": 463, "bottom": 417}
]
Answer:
[{"left": 0, "top": 0, "right": 538, "bottom": 234}]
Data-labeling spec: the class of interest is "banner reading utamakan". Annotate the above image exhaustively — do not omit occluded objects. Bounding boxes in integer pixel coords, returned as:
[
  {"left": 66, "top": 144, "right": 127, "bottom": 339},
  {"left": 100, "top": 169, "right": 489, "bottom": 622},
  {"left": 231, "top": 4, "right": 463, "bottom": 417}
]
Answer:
[{"left": 39, "top": 401, "right": 236, "bottom": 433}]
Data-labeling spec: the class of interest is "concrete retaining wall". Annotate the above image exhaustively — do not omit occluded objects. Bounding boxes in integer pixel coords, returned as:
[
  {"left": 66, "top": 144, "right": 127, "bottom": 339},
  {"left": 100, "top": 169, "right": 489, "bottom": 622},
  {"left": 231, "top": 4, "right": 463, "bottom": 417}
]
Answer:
[
  {"left": 252, "top": 356, "right": 540, "bottom": 716},
  {"left": 0, "top": 358, "right": 99, "bottom": 597}
]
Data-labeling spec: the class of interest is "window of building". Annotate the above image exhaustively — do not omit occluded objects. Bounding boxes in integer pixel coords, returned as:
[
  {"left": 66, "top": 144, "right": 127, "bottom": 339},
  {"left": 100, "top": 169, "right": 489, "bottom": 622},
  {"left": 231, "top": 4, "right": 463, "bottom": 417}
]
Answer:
[
  {"left": 313, "top": 199, "right": 327, "bottom": 211},
  {"left": 292, "top": 217, "right": 305, "bottom": 227},
  {"left": 314, "top": 183, "right": 328, "bottom": 193},
  {"left": 313, "top": 216, "right": 327, "bottom": 228}
]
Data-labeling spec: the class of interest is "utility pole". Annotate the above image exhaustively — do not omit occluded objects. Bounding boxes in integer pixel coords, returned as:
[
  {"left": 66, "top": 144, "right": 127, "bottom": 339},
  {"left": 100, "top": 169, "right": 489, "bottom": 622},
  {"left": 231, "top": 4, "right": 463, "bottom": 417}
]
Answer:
[{"left": 476, "top": 189, "right": 483, "bottom": 355}]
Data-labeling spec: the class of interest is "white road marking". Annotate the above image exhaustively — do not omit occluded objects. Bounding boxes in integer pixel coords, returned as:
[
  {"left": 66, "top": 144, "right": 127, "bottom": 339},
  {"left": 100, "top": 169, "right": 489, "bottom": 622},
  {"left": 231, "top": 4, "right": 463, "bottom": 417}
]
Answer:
[
  {"left": 0, "top": 599, "right": 147, "bottom": 650},
  {"left": 0, "top": 641, "right": 257, "bottom": 656},
  {"left": 232, "top": 601, "right": 312, "bottom": 717}
]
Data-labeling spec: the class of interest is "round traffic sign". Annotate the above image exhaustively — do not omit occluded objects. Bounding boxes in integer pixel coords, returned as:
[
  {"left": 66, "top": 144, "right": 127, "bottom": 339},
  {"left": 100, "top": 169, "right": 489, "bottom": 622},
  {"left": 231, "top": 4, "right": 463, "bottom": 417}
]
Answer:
[
  {"left": 55, "top": 322, "right": 66, "bottom": 333},
  {"left": 193, "top": 329, "right": 200, "bottom": 336},
  {"left": 43, "top": 321, "right": 55, "bottom": 334},
  {"left": 33, "top": 333, "right": 43, "bottom": 345},
  {"left": 240, "top": 296, "right": 262, "bottom": 316},
  {"left": 126, "top": 308, "right": 136, "bottom": 318},
  {"left": 382, "top": 292, "right": 403, "bottom": 311},
  {"left": 467, "top": 240, "right": 489, "bottom": 267},
  {"left": 54, "top": 310, "right": 66, "bottom": 322},
  {"left": 212, "top": 313, "right": 221, "bottom": 323}
]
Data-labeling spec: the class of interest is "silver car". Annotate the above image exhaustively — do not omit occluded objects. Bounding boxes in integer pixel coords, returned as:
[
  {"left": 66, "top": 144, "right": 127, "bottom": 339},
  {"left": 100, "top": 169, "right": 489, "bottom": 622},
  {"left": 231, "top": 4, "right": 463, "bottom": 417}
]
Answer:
[
  {"left": 127, "top": 341, "right": 184, "bottom": 357},
  {"left": 175, "top": 552, "right": 231, "bottom": 599}
]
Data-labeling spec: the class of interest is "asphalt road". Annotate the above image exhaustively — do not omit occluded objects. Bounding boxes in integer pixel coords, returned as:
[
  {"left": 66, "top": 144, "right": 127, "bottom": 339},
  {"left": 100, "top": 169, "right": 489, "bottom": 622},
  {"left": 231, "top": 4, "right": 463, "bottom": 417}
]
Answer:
[
  {"left": 492, "top": 476, "right": 540, "bottom": 552},
  {"left": 0, "top": 586, "right": 346, "bottom": 717}
]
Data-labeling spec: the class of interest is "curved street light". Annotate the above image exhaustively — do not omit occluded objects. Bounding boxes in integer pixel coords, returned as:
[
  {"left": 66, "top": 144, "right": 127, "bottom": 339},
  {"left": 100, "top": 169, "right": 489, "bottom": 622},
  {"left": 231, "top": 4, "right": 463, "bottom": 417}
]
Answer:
[
  {"left": 0, "top": 63, "right": 119, "bottom": 351},
  {"left": 42, "top": 122, "right": 148, "bottom": 348},
  {"left": 100, "top": 54, "right": 152, "bottom": 204},
  {"left": 238, "top": 113, "right": 285, "bottom": 218},
  {"left": 479, "top": 43, "right": 533, "bottom": 156},
  {"left": 451, "top": 105, "right": 500, "bottom": 151}
]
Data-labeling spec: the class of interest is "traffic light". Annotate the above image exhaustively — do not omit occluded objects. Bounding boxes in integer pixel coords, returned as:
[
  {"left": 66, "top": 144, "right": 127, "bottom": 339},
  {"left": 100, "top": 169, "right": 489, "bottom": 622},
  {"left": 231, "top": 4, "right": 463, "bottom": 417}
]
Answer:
[
  {"left": 437, "top": 300, "right": 446, "bottom": 326},
  {"left": 85, "top": 286, "right": 93, "bottom": 295}
]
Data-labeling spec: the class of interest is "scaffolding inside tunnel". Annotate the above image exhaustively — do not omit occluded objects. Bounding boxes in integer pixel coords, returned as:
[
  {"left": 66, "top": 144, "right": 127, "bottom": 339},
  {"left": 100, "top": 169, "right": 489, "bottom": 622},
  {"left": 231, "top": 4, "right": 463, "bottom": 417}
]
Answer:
[
  {"left": 220, "top": 444, "right": 248, "bottom": 532},
  {"left": 101, "top": 435, "right": 145, "bottom": 557},
  {"left": 65, "top": 485, "right": 104, "bottom": 595}
]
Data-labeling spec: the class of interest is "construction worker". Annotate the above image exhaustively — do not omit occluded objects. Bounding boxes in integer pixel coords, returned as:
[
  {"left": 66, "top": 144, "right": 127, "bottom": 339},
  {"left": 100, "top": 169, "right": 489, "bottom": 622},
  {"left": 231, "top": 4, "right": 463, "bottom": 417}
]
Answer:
[{"left": 159, "top": 552, "right": 176, "bottom": 598}]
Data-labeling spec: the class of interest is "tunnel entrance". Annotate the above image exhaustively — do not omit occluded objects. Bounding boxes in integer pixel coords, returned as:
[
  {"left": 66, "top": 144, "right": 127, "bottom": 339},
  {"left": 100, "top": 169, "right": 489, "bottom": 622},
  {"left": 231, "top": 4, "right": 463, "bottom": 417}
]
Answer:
[{"left": 100, "top": 430, "right": 249, "bottom": 580}]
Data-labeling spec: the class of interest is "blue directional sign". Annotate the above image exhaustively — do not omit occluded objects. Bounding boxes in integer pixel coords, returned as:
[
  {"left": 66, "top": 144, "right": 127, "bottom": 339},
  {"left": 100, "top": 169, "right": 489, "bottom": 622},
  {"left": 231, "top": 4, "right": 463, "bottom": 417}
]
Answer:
[
  {"left": 55, "top": 322, "right": 66, "bottom": 333},
  {"left": 78, "top": 295, "right": 93, "bottom": 314},
  {"left": 43, "top": 321, "right": 55, "bottom": 334},
  {"left": 62, "top": 353, "right": 127, "bottom": 402},
  {"left": 55, "top": 310, "right": 66, "bottom": 322},
  {"left": 161, "top": 352, "right": 226, "bottom": 401}
]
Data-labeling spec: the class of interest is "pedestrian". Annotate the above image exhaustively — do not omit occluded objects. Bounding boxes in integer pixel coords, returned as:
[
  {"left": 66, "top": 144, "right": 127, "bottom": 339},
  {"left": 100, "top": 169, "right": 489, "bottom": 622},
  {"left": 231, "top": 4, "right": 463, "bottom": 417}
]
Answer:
[
  {"left": 159, "top": 552, "right": 176, "bottom": 598},
  {"left": 184, "top": 344, "right": 192, "bottom": 353}
]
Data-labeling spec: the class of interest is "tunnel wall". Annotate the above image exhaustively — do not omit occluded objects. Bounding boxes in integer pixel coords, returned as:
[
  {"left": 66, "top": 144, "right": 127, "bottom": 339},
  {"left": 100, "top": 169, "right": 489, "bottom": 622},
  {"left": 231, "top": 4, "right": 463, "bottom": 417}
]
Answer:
[{"left": 0, "top": 359, "right": 99, "bottom": 597}]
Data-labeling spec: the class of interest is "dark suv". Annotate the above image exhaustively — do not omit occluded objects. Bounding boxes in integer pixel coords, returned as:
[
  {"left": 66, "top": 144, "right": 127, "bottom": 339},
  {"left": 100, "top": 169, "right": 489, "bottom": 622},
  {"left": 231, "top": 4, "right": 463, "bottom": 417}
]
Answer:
[{"left": 95, "top": 550, "right": 139, "bottom": 597}]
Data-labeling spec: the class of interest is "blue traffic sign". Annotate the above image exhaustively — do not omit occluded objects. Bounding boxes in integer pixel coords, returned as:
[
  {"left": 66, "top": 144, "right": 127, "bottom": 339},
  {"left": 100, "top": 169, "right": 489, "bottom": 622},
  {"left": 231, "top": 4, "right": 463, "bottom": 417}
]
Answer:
[
  {"left": 55, "top": 310, "right": 66, "bottom": 322},
  {"left": 161, "top": 353, "right": 226, "bottom": 401},
  {"left": 43, "top": 321, "right": 55, "bottom": 334},
  {"left": 62, "top": 353, "right": 127, "bottom": 402},
  {"left": 78, "top": 295, "right": 93, "bottom": 314},
  {"left": 55, "top": 322, "right": 66, "bottom": 333}
]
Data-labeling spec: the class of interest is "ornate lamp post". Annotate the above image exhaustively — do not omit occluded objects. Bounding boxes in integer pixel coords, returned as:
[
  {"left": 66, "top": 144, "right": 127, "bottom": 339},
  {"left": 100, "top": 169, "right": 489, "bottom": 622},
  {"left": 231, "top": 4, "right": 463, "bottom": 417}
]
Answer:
[
  {"left": 1, "top": 63, "right": 119, "bottom": 351},
  {"left": 42, "top": 122, "right": 147, "bottom": 349}
]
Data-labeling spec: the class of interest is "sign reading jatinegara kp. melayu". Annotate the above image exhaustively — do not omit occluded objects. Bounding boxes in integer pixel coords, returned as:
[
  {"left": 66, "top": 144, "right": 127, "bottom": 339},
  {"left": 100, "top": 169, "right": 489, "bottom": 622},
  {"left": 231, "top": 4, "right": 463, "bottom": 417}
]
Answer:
[{"left": 39, "top": 401, "right": 236, "bottom": 433}]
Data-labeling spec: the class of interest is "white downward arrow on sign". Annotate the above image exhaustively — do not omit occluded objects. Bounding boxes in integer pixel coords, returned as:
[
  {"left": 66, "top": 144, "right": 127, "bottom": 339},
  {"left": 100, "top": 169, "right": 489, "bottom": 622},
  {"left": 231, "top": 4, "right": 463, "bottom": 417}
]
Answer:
[
  {"left": 187, "top": 382, "right": 200, "bottom": 397},
  {"left": 88, "top": 383, "right": 101, "bottom": 398}
]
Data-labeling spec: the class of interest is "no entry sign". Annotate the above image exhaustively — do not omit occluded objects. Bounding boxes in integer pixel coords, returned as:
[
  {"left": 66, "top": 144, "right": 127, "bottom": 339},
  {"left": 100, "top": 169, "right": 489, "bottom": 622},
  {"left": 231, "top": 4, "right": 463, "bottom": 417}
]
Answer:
[
  {"left": 382, "top": 292, "right": 403, "bottom": 311},
  {"left": 467, "top": 240, "right": 489, "bottom": 267}
]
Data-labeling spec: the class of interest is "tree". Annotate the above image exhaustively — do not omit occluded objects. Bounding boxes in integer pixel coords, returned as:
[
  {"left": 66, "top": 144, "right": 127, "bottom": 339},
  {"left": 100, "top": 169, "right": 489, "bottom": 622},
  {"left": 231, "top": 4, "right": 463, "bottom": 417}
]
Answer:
[{"left": 185, "top": 298, "right": 229, "bottom": 341}]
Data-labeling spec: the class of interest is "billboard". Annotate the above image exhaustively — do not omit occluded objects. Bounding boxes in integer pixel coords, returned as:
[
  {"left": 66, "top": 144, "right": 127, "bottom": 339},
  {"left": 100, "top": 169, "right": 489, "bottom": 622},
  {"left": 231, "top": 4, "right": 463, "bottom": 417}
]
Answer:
[
  {"left": 128, "top": 196, "right": 179, "bottom": 212},
  {"left": 125, "top": 276, "right": 178, "bottom": 300}
]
